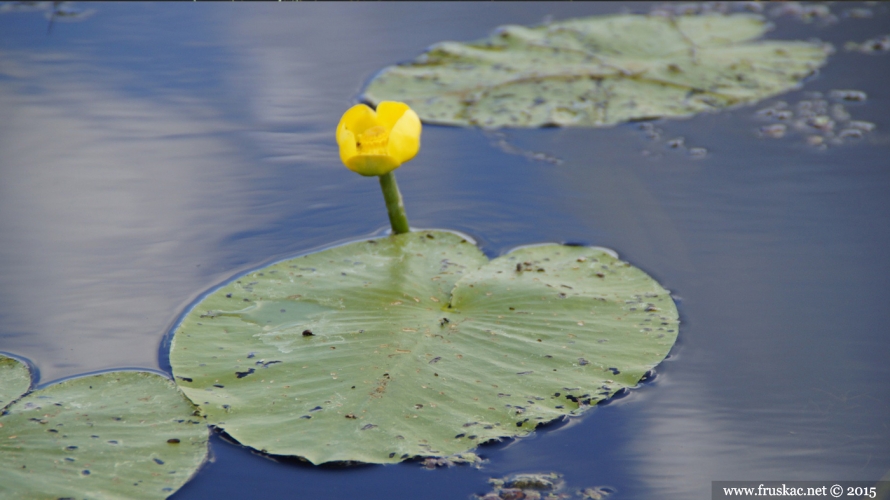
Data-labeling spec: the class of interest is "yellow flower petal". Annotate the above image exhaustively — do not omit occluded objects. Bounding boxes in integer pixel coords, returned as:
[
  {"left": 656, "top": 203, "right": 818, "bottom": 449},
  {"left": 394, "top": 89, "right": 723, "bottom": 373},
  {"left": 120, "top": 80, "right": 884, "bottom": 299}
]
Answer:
[
  {"left": 345, "top": 155, "right": 400, "bottom": 177},
  {"left": 337, "top": 128, "right": 357, "bottom": 166},
  {"left": 375, "top": 101, "right": 411, "bottom": 131},
  {"left": 338, "top": 103, "right": 379, "bottom": 135},
  {"left": 387, "top": 109, "right": 421, "bottom": 164},
  {"left": 336, "top": 101, "right": 422, "bottom": 176}
]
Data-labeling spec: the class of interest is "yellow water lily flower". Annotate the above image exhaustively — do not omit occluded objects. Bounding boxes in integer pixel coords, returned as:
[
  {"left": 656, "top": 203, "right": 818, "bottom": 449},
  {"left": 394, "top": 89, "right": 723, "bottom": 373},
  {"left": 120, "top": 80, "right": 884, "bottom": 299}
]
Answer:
[{"left": 336, "top": 101, "right": 422, "bottom": 176}]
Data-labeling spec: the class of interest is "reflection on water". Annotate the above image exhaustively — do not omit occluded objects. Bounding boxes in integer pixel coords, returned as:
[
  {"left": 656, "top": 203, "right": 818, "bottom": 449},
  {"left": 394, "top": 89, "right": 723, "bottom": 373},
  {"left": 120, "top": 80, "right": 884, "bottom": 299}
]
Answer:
[
  {"left": 1, "top": 2, "right": 888, "bottom": 499},
  {"left": 0, "top": 47, "right": 265, "bottom": 380}
]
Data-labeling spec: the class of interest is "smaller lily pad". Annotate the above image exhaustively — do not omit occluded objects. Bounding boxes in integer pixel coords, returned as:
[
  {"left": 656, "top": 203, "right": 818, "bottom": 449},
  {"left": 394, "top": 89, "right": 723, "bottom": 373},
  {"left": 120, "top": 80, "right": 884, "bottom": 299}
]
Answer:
[
  {"left": 363, "top": 13, "right": 828, "bottom": 128},
  {"left": 0, "top": 354, "right": 31, "bottom": 409},
  {"left": 0, "top": 371, "right": 209, "bottom": 499}
]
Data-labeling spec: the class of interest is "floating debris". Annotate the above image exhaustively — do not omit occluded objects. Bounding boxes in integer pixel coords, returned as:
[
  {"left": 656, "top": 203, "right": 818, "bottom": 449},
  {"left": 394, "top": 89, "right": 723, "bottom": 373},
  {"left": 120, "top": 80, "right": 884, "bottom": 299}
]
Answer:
[
  {"left": 845, "top": 35, "right": 890, "bottom": 53},
  {"left": 474, "top": 472, "right": 614, "bottom": 500},
  {"left": 848, "top": 121, "right": 876, "bottom": 132},
  {"left": 636, "top": 122, "right": 709, "bottom": 159},
  {"left": 757, "top": 103, "right": 793, "bottom": 120},
  {"left": 689, "top": 147, "right": 708, "bottom": 158},
  {"left": 421, "top": 452, "right": 485, "bottom": 470},
  {"left": 806, "top": 116, "right": 834, "bottom": 132},
  {"left": 754, "top": 92, "right": 877, "bottom": 148},
  {"left": 759, "top": 124, "right": 787, "bottom": 139},
  {"left": 769, "top": 2, "right": 838, "bottom": 25},
  {"left": 830, "top": 104, "right": 851, "bottom": 122},
  {"left": 837, "top": 129, "right": 864, "bottom": 140},
  {"left": 829, "top": 90, "right": 867, "bottom": 102},
  {"left": 484, "top": 131, "right": 564, "bottom": 165},
  {"left": 843, "top": 8, "right": 873, "bottom": 19}
]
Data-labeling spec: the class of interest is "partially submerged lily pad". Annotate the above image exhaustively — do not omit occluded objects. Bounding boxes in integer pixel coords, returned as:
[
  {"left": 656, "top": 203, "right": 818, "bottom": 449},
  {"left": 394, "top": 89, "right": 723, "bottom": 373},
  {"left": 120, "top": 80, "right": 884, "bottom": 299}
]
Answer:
[
  {"left": 0, "top": 371, "right": 209, "bottom": 499},
  {"left": 0, "top": 354, "right": 31, "bottom": 409},
  {"left": 169, "top": 231, "right": 678, "bottom": 464},
  {"left": 363, "top": 13, "right": 828, "bottom": 128}
]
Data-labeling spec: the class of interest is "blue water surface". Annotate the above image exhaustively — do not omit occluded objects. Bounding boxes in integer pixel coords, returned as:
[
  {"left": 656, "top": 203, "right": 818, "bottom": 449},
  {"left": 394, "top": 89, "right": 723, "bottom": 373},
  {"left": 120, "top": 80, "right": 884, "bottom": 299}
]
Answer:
[{"left": 1, "top": 2, "right": 888, "bottom": 499}]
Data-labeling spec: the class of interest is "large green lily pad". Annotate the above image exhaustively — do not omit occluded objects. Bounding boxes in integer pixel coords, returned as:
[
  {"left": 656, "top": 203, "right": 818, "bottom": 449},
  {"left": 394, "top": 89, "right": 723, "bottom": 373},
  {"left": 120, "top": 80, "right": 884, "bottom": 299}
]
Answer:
[
  {"left": 363, "top": 13, "right": 828, "bottom": 128},
  {"left": 0, "top": 354, "right": 31, "bottom": 409},
  {"left": 169, "top": 231, "right": 678, "bottom": 464},
  {"left": 0, "top": 371, "right": 209, "bottom": 499}
]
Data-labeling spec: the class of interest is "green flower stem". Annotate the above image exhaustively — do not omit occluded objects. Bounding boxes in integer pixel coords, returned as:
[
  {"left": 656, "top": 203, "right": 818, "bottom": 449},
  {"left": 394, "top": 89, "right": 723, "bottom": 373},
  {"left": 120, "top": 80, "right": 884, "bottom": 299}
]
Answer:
[{"left": 378, "top": 171, "right": 410, "bottom": 234}]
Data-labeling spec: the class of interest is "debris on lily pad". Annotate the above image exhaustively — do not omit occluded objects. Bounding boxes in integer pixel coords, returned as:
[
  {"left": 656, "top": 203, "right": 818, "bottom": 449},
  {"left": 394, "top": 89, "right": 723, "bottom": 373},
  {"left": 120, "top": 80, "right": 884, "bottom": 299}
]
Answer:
[
  {"left": 0, "top": 354, "right": 31, "bottom": 409},
  {"left": 754, "top": 90, "right": 877, "bottom": 148},
  {"left": 474, "top": 472, "right": 615, "bottom": 500},
  {"left": 169, "top": 230, "right": 679, "bottom": 465},
  {"left": 363, "top": 13, "right": 828, "bottom": 128},
  {"left": 0, "top": 371, "right": 209, "bottom": 499}
]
